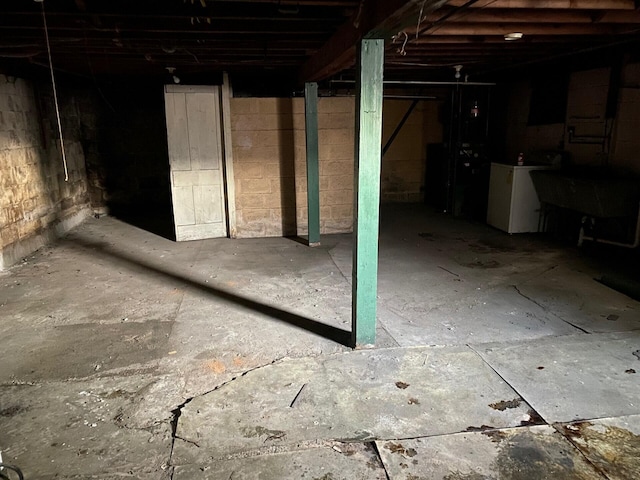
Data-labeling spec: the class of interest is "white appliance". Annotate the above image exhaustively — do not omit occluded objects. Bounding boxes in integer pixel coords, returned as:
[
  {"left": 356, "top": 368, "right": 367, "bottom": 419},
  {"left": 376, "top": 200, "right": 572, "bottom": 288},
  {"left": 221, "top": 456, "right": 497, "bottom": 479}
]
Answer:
[{"left": 486, "top": 163, "right": 552, "bottom": 233}]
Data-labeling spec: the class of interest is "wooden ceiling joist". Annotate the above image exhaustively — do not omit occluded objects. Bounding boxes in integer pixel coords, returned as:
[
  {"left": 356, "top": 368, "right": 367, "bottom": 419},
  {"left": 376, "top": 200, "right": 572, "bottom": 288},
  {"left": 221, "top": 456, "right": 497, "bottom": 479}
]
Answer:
[
  {"left": 300, "top": 0, "right": 449, "bottom": 82},
  {"left": 446, "top": 0, "right": 637, "bottom": 9},
  {"left": 1, "top": 0, "right": 639, "bottom": 81},
  {"left": 420, "top": 23, "right": 638, "bottom": 35},
  {"left": 410, "top": 34, "right": 619, "bottom": 44},
  {"left": 425, "top": 8, "right": 640, "bottom": 24}
]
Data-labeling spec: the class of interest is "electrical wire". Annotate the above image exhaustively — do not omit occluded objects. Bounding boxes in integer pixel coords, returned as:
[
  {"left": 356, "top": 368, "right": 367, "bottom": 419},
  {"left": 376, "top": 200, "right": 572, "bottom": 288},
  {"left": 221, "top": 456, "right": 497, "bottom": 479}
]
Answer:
[{"left": 41, "top": 0, "right": 69, "bottom": 182}]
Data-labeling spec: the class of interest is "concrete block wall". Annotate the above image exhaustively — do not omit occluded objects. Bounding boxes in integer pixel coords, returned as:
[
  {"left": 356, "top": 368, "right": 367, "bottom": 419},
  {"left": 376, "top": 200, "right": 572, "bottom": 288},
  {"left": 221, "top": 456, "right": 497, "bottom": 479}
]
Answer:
[
  {"left": 230, "top": 96, "right": 440, "bottom": 238},
  {"left": 381, "top": 100, "right": 443, "bottom": 202},
  {"left": 230, "top": 97, "right": 355, "bottom": 238},
  {"left": 0, "top": 75, "right": 90, "bottom": 269}
]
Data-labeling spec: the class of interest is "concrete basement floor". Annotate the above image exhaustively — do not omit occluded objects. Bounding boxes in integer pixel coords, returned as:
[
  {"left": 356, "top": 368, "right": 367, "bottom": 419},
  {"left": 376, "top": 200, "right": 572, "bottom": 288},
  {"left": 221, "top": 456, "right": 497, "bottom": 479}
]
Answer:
[{"left": 1, "top": 204, "right": 639, "bottom": 479}]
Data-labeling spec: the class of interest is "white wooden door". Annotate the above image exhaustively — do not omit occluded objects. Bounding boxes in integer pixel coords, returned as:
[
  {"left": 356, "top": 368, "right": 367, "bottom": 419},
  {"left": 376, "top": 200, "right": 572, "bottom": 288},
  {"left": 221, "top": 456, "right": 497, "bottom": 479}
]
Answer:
[{"left": 164, "top": 85, "right": 227, "bottom": 241}]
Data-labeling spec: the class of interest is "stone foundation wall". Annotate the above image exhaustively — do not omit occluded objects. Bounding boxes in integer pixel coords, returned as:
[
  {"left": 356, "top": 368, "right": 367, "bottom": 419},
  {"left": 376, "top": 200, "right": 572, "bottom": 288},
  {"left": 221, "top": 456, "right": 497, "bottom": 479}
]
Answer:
[
  {"left": 0, "top": 75, "right": 90, "bottom": 269},
  {"left": 74, "top": 85, "right": 171, "bottom": 219}
]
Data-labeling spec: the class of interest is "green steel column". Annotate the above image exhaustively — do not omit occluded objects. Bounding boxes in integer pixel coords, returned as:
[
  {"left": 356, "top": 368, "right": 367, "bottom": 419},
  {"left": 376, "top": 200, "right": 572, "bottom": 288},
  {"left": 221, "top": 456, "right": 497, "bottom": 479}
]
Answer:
[
  {"left": 305, "top": 82, "right": 321, "bottom": 247},
  {"left": 352, "top": 39, "right": 384, "bottom": 347}
]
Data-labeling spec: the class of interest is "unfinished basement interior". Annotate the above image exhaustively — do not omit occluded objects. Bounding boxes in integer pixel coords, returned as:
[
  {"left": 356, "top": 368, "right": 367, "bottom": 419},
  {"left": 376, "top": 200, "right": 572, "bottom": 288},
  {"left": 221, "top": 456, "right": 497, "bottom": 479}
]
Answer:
[{"left": 1, "top": 0, "right": 640, "bottom": 478}]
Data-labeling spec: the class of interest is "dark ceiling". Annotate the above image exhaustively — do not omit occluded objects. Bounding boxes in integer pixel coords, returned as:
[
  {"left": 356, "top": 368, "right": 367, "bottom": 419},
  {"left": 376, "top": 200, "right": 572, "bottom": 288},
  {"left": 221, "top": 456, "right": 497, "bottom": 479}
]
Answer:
[{"left": 1, "top": 0, "right": 639, "bottom": 87}]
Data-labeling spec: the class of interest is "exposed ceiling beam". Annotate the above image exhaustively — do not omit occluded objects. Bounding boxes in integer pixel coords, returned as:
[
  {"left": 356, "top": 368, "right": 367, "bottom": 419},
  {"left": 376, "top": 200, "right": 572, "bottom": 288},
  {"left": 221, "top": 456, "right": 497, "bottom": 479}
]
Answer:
[
  {"left": 418, "top": 22, "right": 639, "bottom": 35},
  {"left": 0, "top": 26, "right": 330, "bottom": 35},
  {"left": 2, "top": 0, "right": 639, "bottom": 81},
  {"left": 425, "top": 8, "right": 640, "bottom": 23},
  {"left": 410, "top": 34, "right": 621, "bottom": 43},
  {"left": 446, "top": 0, "right": 636, "bottom": 8},
  {"left": 2, "top": 11, "right": 348, "bottom": 22},
  {"left": 299, "top": 0, "right": 450, "bottom": 82},
  {"left": 213, "top": 0, "right": 357, "bottom": 5}
]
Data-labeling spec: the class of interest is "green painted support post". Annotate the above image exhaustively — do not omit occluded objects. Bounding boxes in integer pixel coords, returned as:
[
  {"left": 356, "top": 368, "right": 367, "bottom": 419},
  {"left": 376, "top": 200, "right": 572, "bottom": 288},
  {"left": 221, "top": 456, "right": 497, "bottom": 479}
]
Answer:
[
  {"left": 305, "top": 82, "right": 321, "bottom": 247},
  {"left": 352, "top": 39, "right": 384, "bottom": 347}
]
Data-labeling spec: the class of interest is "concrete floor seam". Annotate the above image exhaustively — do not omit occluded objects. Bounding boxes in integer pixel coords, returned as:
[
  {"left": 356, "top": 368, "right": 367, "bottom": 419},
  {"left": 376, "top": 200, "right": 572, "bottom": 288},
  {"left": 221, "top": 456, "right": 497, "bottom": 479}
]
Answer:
[
  {"left": 512, "top": 283, "right": 591, "bottom": 334},
  {"left": 327, "top": 244, "right": 352, "bottom": 285},
  {"left": 549, "top": 423, "right": 611, "bottom": 480},
  {"left": 466, "top": 343, "right": 550, "bottom": 426},
  {"left": 371, "top": 441, "right": 392, "bottom": 480}
]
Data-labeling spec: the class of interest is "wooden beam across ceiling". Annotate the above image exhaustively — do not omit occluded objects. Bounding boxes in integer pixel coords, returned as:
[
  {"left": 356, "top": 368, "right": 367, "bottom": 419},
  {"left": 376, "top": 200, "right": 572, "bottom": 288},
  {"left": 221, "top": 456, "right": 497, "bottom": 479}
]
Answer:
[
  {"left": 410, "top": 34, "right": 625, "bottom": 44},
  {"left": 381, "top": 0, "right": 640, "bottom": 80},
  {"left": 424, "top": 8, "right": 640, "bottom": 23},
  {"left": 416, "top": 23, "right": 638, "bottom": 35},
  {"left": 299, "top": 0, "right": 449, "bottom": 82},
  {"left": 1, "top": 0, "right": 639, "bottom": 82},
  {"left": 446, "top": 0, "right": 637, "bottom": 8}
]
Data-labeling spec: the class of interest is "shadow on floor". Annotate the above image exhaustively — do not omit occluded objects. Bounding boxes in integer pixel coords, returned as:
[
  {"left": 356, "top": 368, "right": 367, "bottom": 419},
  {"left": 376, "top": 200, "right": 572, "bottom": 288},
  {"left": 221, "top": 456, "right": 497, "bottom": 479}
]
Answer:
[
  {"left": 582, "top": 242, "right": 640, "bottom": 301},
  {"left": 68, "top": 236, "right": 352, "bottom": 347},
  {"left": 285, "top": 235, "right": 316, "bottom": 247},
  {"left": 107, "top": 201, "right": 176, "bottom": 241}
]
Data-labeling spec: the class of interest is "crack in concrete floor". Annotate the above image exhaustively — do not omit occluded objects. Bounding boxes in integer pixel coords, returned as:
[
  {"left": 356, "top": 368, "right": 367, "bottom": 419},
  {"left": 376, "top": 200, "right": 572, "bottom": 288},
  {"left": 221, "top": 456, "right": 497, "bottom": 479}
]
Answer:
[
  {"left": 166, "top": 356, "right": 289, "bottom": 476},
  {"left": 512, "top": 283, "right": 591, "bottom": 334}
]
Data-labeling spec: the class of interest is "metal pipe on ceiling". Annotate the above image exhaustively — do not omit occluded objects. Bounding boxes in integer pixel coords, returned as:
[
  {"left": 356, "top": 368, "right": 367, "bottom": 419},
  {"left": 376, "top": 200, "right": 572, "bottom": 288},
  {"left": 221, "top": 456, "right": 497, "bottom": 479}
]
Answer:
[
  {"left": 328, "top": 94, "right": 441, "bottom": 99},
  {"left": 383, "top": 95, "right": 441, "bottom": 99},
  {"left": 330, "top": 80, "right": 497, "bottom": 86}
]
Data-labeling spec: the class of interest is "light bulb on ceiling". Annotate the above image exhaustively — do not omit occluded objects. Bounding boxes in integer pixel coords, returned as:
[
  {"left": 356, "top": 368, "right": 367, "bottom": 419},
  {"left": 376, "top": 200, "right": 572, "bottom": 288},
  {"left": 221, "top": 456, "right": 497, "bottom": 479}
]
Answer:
[{"left": 504, "top": 32, "right": 524, "bottom": 41}]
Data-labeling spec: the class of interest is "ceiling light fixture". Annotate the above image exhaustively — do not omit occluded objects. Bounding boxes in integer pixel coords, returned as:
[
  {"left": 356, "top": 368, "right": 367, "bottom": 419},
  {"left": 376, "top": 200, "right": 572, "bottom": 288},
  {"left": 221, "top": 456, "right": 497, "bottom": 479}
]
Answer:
[
  {"left": 166, "top": 66, "right": 180, "bottom": 84},
  {"left": 504, "top": 32, "right": 524, "bottom": 41}
]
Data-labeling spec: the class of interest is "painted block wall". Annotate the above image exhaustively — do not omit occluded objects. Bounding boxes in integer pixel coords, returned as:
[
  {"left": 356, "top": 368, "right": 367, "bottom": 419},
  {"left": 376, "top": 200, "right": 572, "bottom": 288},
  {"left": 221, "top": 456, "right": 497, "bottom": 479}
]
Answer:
[
  {"left": 230, "top": 96, "right": 440, "bottom": 238},
  {"left": 0, "top": 75, "right": 90, "bottom": 269},
  {"left": 381, "top": 100, "right": 443, "bottom": 203},
  {"left": 230, "top": 97, "right": 355, "bottom": 238},
  {"left": 505, "top": 61, "right": 640, "bottom": 174}
]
